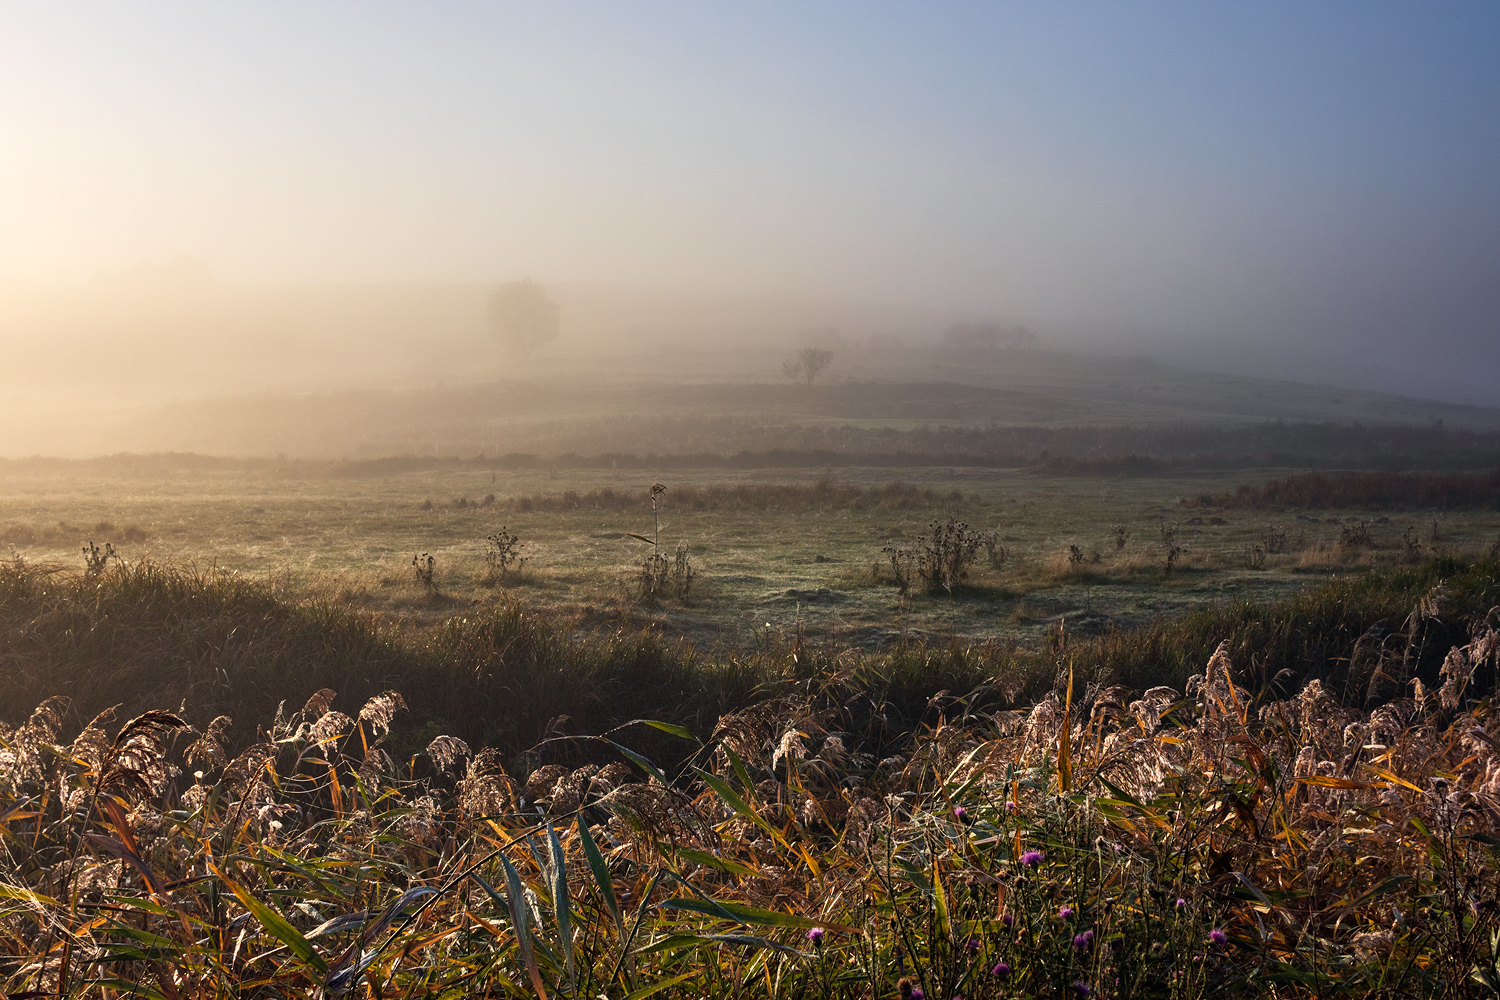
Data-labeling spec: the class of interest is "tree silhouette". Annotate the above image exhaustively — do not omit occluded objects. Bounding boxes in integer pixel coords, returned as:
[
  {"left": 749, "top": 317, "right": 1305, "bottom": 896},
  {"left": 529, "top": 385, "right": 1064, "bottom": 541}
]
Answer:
[
  {"left": 781, "top": 347, "right": 833, "bottom": 386},
  {"left": 488, "top": 280, "right": 559, "bottom": 357}
]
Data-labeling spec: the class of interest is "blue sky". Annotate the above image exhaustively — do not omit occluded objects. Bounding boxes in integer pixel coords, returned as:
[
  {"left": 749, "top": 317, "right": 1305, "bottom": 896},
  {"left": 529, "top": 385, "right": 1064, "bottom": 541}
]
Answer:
[{"left": 2, "top": 2, "right": 1497, "bottom": 400}]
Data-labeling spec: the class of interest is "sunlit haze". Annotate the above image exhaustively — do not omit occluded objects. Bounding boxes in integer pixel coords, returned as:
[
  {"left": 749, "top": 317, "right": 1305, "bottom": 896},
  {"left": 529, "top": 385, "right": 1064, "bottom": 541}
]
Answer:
[{"left": 2, "top": 2, "right": 1499, "bottom": 456}]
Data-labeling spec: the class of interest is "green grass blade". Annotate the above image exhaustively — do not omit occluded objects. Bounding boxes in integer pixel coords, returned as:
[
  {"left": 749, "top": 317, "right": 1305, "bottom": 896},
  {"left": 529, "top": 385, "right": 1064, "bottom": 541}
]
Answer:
[
  {"left": 604, "top": 739, "right": 670, "bottom": 785},
  {"left": 621, "top": 718, "right": 701, "bottom": 742},
  {"left": 622, "top": 971, "right": 698, "bottom": 1000},
  {"left": 547, "top": 821, "right": 576, "bottom": 988},
  {"left": 214, "top": 865, "right": 328, "bottom": 974},
  {"left": 575, "top": 816, "right": 623, "bottom": 933},
  {"left": 502, "top": 853, "right": 550, "bottom": 1000},
  {"left": 693, "top": 767, "right": 790, "bottom": 850},
  {"left": 659, "top": 897, "right": 858, "bottom": 933},
  {"left": 670, "top": 847, "right": 758, "bottom": 878}
]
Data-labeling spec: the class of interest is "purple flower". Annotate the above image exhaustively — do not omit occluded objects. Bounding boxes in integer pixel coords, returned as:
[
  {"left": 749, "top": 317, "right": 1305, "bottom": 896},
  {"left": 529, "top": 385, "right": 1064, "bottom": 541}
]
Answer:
[
  {"left": 1002, "top": 913, "right": 1015, "bottom": 927},
  {"left": 964, "top": 936, "right": 980, "bottom": 953},
  {"left": 953, "top": 806, "right": 967, "bottom": 821},
  {"left": 806, "top": 927, "right": 824, "bottom": 945},
  {"left": 1209, "top": 928, "right": 1228, "bottom": 947},
  {"left": 991, "top": 961, "right": 1011, "bottom": 977},
  {"left": 1020, "top": 850, "right": 1044, "bottom": 867},
  {"left": 910, "top": 990, "right": 925, "bottom": 1000},
  {"left": 1073, "top": 929, "right": 1095, "bottom": 952},
  {"left": 1005, "top": 800, "right": 1018, "bottom": 813},
  {"left": 1059, "top": 906, "right": 1075, "bottom": 920},
  {"left": 1175, "top": 897, "right": 1186, "bottom": 909},
  {"left": 1074, "top": 981, "right": 1091, "bottom": 997}
]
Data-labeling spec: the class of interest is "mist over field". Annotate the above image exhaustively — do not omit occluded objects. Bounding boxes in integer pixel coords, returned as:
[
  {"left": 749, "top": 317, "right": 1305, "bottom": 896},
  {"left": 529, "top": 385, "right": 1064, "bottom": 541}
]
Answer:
[{"left": 1, "top": 3, "right": 1498, "bottom": 462}]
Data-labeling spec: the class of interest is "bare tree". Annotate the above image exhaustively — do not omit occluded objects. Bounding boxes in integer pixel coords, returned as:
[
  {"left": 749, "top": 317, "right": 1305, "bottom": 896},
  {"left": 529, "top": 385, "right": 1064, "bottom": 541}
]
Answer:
[
  {"left": 488, "top": 280, "right": 559, "bottom": 357},
  {"left": 781, "top": 346, "right": 833, "bottom": 386}
]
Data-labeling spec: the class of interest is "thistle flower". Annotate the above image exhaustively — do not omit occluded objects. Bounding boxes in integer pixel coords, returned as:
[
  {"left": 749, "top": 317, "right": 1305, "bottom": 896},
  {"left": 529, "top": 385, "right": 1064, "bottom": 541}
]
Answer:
[
  {"left": 1074, "top": 981, "right": 1091, "bottom": 997},
  {"left": 806, "top": 927, "right": 825, "bottom": 945},
  {"left": 1002, "top": 913, "right": 1015, "bottom": 927},
  {"left": 1020, "top": 850, "right": 1044, "bottom": 867},
  {"left": 1059, "top": 906, "right": 1075, "bottom": 919},
  {"left": 1209, "top": 928, "right": 1228, "bottom": 947},
  {"left": 1073, "top": 929, "right": 1094, "bottom": 951},
  {"left": 991, "top": 962, "right": 1011, "bottom": 977},
  {"left": 1175, "top": 897, "right": 1186, "bottom": 909}
]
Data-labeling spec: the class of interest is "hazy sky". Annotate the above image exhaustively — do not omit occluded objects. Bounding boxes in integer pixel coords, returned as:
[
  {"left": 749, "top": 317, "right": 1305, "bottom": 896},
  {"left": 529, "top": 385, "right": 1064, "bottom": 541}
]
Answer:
[{"left": 3, "top": 3, "right": 1498, "bottom": 400}]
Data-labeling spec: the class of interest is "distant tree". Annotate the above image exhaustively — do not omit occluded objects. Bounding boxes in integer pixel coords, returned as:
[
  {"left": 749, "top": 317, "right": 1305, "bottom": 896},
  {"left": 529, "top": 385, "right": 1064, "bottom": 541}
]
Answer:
[
  {"left": 782, "top": 346, "right": 833, "bottom": 386},
  {"left": 488, "top": 280, "right": 559, "bottom": 357}
]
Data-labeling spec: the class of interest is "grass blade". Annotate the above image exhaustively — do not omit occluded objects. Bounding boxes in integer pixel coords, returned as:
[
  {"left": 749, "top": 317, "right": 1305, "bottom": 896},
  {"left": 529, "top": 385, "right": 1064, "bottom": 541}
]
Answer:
[
  {"left": 575, "top": 816, "right": 622, "bottom": 933},
  {"left": 212, "top": 864, "right": 327, "bottom": 974},
  {"left": 547, "top": 821, "right": 576, "bottom": 988}
]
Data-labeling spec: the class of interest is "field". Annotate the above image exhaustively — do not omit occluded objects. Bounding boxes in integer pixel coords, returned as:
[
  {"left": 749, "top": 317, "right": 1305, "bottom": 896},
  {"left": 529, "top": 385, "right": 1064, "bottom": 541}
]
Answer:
[{"left": 3, "top": 459, "right": 1499, "bottom": 654}]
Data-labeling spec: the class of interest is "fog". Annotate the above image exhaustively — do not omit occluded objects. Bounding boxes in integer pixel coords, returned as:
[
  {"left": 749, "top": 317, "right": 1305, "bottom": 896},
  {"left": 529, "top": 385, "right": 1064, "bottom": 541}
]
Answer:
[{"left": 2, "top": 3, "right": 1498, "bottom": 457}]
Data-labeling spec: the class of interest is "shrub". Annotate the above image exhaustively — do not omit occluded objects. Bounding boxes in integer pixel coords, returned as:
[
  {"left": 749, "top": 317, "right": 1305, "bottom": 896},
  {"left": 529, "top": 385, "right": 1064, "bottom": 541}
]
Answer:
[
  {"left": 81, "top": 539, "right": 115, "bottom": 578},
  {"left": 412, "top": 552, "right": 437, "bottom": 594},
  {"left": 883, "top": 519, "right": 992, "bottom": 596},
  {"left": 1160, "top": 524, "right": 1183, "bottom": 577},
  {"left": 484, "top": 527, "right": 526, "bottom": 584},
  {"left": 1339, "top": 520, "right": 1375, "bottom": 547}
]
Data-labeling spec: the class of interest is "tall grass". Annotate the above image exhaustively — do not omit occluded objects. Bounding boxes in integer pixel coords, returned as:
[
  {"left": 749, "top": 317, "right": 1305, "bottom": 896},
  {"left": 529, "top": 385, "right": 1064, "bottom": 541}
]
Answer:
[
  {"left": 4, "top": 614, "right": 1500, "bottom": 995},
  {"left": 2, "top": 555, "right": 1496, "bottom": 764}
]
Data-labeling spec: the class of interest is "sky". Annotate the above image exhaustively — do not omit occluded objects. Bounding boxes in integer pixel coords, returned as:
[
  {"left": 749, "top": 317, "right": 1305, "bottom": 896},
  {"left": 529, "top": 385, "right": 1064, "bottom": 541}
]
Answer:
[{"left": 2, "top": 2, "right": 1498, "bottom": 402}]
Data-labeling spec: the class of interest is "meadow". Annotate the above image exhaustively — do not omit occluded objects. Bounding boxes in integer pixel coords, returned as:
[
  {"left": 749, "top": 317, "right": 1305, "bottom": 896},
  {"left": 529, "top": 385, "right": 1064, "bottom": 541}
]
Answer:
[{"left": 2, "top": 460, "right": 1497, "bottom": 654}]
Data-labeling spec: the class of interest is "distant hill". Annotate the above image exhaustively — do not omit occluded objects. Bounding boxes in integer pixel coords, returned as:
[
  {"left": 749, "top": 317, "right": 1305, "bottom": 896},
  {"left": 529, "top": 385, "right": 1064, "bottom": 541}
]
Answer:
[{"left": 2, "top": 280, "right": 1497, "bottom": 458}]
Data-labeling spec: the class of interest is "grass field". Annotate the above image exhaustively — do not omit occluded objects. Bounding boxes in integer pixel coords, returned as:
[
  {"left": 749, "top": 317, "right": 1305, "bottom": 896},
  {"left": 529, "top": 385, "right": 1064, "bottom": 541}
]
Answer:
[{"left": 3, "top": 462, "right": 1497, "bottom": 653}]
